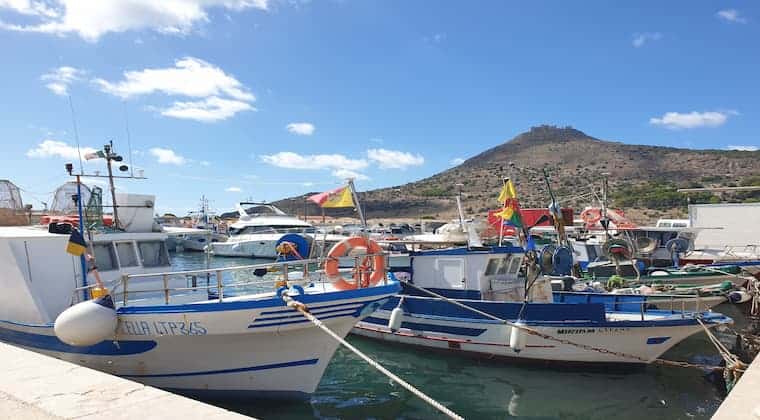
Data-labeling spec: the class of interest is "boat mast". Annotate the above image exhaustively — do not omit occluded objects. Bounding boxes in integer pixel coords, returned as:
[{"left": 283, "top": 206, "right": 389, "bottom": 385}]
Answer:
[{"left": 104, "top": 141, "right": 120, "bottom": 230}]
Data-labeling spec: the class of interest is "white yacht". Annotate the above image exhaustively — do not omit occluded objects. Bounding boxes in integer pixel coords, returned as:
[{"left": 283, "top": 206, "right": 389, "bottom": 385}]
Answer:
[{"left": 210, "top": 203, "right": 341, "bottom": 258}]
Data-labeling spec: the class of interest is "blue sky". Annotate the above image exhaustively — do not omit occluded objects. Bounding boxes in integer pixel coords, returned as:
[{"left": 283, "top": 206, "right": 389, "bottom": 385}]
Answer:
[{"left": 1, "top": 1, "right": 758, "bottom": 215}]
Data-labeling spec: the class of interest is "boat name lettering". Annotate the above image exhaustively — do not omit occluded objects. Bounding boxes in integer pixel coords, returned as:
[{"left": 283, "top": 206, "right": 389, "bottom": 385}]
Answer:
[
  {"left": 556, "top": 328, "right": 595, "bottom": 334},
  {"left": 119, "top": 320, "right": 207, "bottom": 336},
  {"left": 556, "top": 327, "right": 631, "bottom": 335}
]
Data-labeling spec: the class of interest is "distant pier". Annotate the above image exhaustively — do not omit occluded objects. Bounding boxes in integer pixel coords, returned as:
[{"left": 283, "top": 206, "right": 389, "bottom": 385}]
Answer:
[
  {"left": 0, "top": 342, "right": 252, "bottom": 419},
  {"left": 712, "top": 353, "right": 760, "bottom": 419}
]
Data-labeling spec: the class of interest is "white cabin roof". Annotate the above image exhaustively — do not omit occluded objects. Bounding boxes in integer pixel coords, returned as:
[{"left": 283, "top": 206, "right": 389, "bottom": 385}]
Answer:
[
  {"left": 0, "top": 226, "right": 58, "bottom": 238},
  {"left": 230, "top": 215, "right": 311, "bottom": 229}
]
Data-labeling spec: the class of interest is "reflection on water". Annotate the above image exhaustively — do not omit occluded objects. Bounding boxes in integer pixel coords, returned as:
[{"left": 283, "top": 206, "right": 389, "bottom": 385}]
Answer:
[{"left": 172, "top": 252, "right": 742, "bottom": 420}]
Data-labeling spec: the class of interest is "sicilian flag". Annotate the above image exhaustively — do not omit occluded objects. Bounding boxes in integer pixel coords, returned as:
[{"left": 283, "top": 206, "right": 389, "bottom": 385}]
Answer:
[
  {"left": 66, "top": 228, "right": 87, "bottom": 256},
  {"left": 84, "top": 150, "right": 106, "bottom": 160},
  {"left": 495, "top": 180, "right": 523, "bottom": 228},
  {"left": 308, "top": 185, "right": 355, "bottom": 208}
]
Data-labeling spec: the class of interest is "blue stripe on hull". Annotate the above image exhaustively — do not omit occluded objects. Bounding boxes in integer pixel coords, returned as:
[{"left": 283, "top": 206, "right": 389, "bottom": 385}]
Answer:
[
  {"left": 254, "top": 305, "right": 362, "bottom": 323},
  {"left": 381, "top": 296, "right": 731, "bottom": 328},
  {"left": 362, "top": 316, "right": 487, "bottom": 337},
  {"left": 0, "top": 325, "right": 156, "bottom": 355},
  {"left": 118, "top": 282, "right": 400, "bottom": 315},
  {"left": 123, "top": 358, "right": 319, "bottom": 378},
  {"left": 248, "top": 312, "right": 358, "bottom": 328}
]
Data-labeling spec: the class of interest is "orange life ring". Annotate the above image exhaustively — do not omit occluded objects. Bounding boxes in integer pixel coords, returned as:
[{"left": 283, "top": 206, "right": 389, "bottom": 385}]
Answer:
[
  {"left": 324, "top": 237, "right": 385, "bottom": 290},
  {"left": 580, "top": 208, "right": 602, "bottom": 225}
]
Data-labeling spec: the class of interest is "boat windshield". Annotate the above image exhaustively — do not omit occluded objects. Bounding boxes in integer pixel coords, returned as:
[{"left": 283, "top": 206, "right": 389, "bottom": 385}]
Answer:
[{"left": 229, "top": 225, "right": 316, "bottom": 236}]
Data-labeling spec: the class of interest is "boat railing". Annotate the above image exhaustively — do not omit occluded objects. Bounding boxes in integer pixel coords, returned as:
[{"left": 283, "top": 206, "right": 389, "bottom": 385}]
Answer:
[
  {"left": 552, "top": 291, "right": 709, "bottom": 319},
  {"left": 71, "top": 254, "right": 391, "bottom": 307}
]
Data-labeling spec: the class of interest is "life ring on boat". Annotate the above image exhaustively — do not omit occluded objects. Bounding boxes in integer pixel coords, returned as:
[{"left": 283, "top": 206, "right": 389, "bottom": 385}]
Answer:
[
  {"left": 324, "top": 237, "right": 385, "bottom": 290},
  {"left": 580, "top": 208, "right": 602, "bottom": 226}
]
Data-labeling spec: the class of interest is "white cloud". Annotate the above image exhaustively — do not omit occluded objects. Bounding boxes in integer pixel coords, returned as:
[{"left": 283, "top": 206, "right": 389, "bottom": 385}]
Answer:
[
  {"left": 632, "top": 32, "right": 662, "bottom": 48},
  {"left": 26, "top": 139, "right": 96, "bottom": 160},
  {"left": 40, "top": 66, "right": 84, "bottom": 96},
  {"left": 160, "top": 96, "right": 253, "bottom": 122},
  {"left": 94, "top": 57, "right": 255, "bottom": 122},
  {"left": 332, "top": 168, "right": 369, "bottom": 181},
  {"left": 0, "top": 0, "right": 59, "bottom": 17},
  {"left": 367, "top": 148, "right": 424, "bottom": 169},
  {"left": 0, "top": 0, "right": 268, "bottom": 42},
  {"left": 717, "top": 9, "right": 747, "bottom": 24},
  {"left": 727, "top": 145, "right": 758, "bottom": 152},
  {"left": 94, "top": 57, "right": 253, "bottom": 101},
  {"left": 286, "top": 122, "right": 315, "bottom": 136},
  {"left": 199, "top": 160, "right": 211, "bottom": 167},
  {"left": 423, "top": 32, "right": 446, "bottom": 44},
  {"left": 149, "top": 147, "right": 186, "bottom": 165},
  {"left": 261, "top": 152, "right": 368, "bottom": 171},
  {"left": 369, "top": 137, "right": 384, "bottom": 144},
  {"left": 649, "top": 111, "right": 734, "bottom": 130},
  {"left": 449, "top": 157, "right": 465, "bottom": 166},
  {"left": 225, "top": 186, "right": 242, "bottom": 192}
]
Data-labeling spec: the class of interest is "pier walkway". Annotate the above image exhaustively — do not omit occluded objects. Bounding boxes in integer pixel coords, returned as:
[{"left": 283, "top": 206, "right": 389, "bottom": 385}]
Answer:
[
  {"left": 0, "top": 342, "right": 253, "bottom": 419},
  {"left": 712, "top": 353, "right": 760, "bottom": 419}
]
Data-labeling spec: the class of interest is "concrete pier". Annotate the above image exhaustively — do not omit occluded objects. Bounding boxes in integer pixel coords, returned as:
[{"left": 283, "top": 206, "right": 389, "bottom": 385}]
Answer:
[
  {"left": 0, "top": 342, "right": 252, "bottom": 419},
  {"left": 712, "top": 354, "right": 760, "bottom": 419}
]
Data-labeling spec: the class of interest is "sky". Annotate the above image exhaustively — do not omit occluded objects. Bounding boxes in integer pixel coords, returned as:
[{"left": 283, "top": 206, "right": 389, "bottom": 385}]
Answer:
[{"left": 1, "top": 1, "right": 758, "bottom": 215}]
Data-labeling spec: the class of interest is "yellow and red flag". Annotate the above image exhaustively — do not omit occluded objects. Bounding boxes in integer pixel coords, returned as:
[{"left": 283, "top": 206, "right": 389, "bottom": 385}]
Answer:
[
  {"left": 495, "top": 180, "right": 523, "bottom": 228},
  {"left": 308, "top": 185, "right": 355, "bottom": 208}
]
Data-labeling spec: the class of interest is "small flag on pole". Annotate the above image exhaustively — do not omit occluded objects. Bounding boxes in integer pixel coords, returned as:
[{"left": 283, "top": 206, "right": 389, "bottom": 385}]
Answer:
[
  {"left": 495, "top": 180, "right": 523, "bottom": 228},
  {"left": 84, "top": 150, "right": 106, "bottom": 160},
  {"left": 497, "top": 179, "right": 517, "bottom": 204},
  {"left": 66, "top": 228, "right": 87, "bottom": 256},
  {"left": 308, "top": 185, "right": 355, "bottom": 208}
]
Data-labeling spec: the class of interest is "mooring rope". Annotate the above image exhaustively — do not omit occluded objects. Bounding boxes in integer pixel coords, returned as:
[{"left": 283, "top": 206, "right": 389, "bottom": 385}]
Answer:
[
  {"left": 280, "top": 291, "right": 464, "bottom": 420},
  {"left": 399, "top": 280, "right": 724, "bottom": 370}
]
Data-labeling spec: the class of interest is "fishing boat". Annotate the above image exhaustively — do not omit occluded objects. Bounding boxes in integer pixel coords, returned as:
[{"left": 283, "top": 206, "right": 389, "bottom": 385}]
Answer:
[
  {"left": 352, "top": 245, "right": 733, "bottom": 365},
  {"left": 210, "top": 202, "right": 343, "bottom": 258},
  {"left": 0, "top": 147, "right": 400, "bottom": 398},
  {"left": 0, "top": 225, "right": 398, "bottom": 398}
]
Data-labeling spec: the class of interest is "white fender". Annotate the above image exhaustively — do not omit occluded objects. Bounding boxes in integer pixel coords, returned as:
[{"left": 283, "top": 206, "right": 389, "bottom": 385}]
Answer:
[
  {"left": 509, "top": 321, "right": 527, "bottom": 353},
  {"left": 54, "top": 297, "right": 117, "bottom": 346},
  {"left": 388, "top": 307, "right": 404, "bottom": 332},
  {"left": 728, "top": 290, "right": 752, "bottom": 304}
]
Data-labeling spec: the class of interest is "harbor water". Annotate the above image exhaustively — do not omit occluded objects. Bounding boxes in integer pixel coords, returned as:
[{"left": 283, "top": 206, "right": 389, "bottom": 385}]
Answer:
[{"left": 172, "top": 252, "right": 748, "bottom": 420}]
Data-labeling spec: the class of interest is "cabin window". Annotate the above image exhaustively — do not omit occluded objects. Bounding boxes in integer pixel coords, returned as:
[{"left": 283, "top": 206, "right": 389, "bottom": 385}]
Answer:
[
  {"left": 116, "top": 242, "right": 138, "bottom": 267},
  {"left": 508, "top": 257, "right": 522, "bottom": 274},
  {"left": 485, "top": 257, "right": 512, "bottom": 276},
  {"left": 485, "top": 258, "right": 501, "bottom": 275},
  {"left": 92, "top": 243, "right": 117, "bottom": 271},
  {"left": 138, "top": 241, "right": 169, "bottom": 267},
  {"left": 496, "top": 258, "right": 510, "bottom": 275}
]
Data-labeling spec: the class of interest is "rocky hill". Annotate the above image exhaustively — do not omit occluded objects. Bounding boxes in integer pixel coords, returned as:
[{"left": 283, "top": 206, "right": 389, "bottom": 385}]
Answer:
[{"left": 274, "top": 126, "right": 760, "bottom": 223}]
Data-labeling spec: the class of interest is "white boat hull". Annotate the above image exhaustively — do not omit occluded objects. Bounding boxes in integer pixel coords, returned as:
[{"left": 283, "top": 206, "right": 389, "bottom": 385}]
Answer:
[
  {"left": 0, "top": 284, "right": 397, "bottom": 398},
  {"left": 211, "top": 238, "right": 279, "bottom": 258},
  {"left": 353, "top": 306, "right": 730, "bottom": 365}
]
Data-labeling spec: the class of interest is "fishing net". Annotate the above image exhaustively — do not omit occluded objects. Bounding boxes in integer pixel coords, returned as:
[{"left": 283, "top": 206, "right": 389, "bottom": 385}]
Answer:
[
  {"left": 0, "top": 180, "right": 23, "bottom": 210},
  {"left": 49, "top": 182, "right": 92, "bottom": 214}
]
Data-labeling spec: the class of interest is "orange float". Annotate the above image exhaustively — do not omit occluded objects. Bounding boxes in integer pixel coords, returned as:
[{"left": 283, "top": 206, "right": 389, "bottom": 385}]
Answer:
[
  {"left": 580, "top": 208, "right": 602, "bottom": 226},
  {"left": 324, "top": 237, "right": 385, "bottom": 290}
]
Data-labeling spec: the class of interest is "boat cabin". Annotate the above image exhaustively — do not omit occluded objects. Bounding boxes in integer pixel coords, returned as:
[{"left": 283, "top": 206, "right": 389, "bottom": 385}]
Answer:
[
  {"left": 388, "top": 246, "right": 552, "bottom": 303},
  {"left": 0, "top": 226, "right": 172, "bottom": 325}
]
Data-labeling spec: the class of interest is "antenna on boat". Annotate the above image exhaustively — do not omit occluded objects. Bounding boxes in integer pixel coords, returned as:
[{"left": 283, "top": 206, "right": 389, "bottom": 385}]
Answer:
[
  {"left": 65, "top": 142, "right": 147, "bottom": 232},
  {"left": 122, "top": 102, "right": 135, "bottom": 177},
  {"left": 67, "top": 95, "right": 84, "bottom": 173},
  {"left": 454, "top": 183, "right": 465, "bottom": 228}
]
